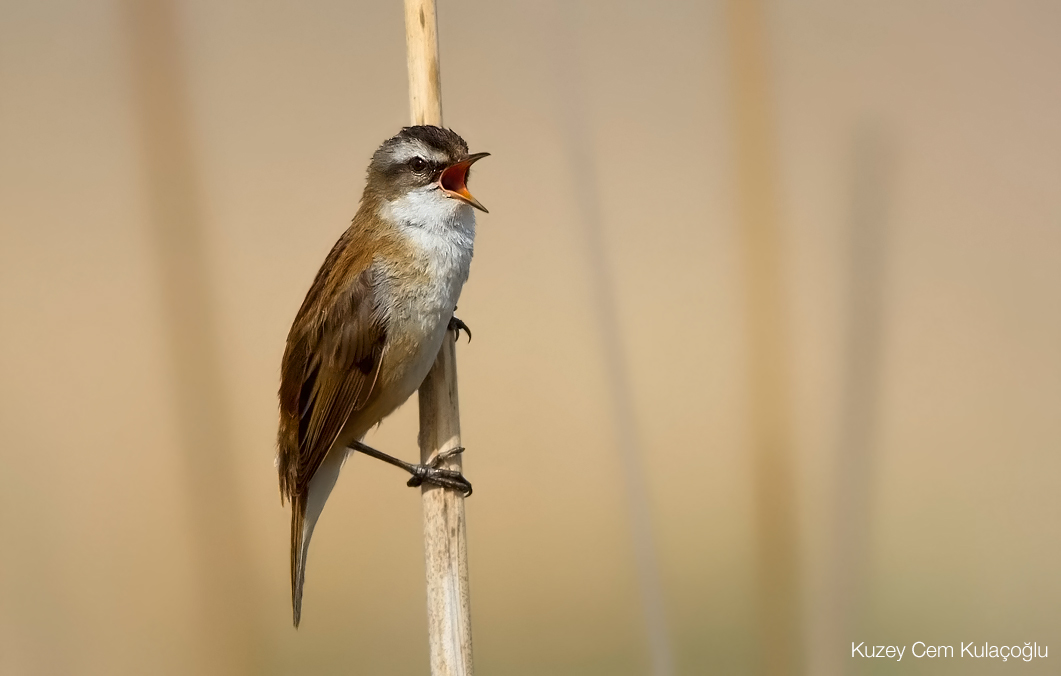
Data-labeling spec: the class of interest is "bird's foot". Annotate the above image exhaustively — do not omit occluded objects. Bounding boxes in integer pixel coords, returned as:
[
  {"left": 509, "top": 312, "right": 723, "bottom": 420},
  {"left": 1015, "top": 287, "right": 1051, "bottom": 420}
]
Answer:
[
  {"left": 406, "top": 447, "right": 472, "bottom": 496},
  {"left": 348, "top": 441, "right": 472, "bottom": 497},
  {"left": 448, "top": 315, "right": 472, "bottom": 342}
]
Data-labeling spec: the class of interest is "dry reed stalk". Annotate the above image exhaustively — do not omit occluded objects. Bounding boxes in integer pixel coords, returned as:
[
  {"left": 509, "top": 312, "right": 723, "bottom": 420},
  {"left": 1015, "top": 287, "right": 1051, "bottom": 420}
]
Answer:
[{"left": 405, "top": 1, "right": 474, "bottom": 674}]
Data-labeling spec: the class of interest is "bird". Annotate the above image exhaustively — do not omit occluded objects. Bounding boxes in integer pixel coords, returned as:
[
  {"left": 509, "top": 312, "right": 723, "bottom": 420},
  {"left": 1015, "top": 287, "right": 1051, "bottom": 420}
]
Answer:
[{"left": 276, "top": 125, "right": 488, "bottom": 627}]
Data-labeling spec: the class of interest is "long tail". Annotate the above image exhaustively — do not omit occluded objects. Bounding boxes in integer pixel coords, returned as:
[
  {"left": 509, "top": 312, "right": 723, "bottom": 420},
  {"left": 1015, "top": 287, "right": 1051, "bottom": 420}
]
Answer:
[
  {"left": 290, "top": 446, "right": 348, "bottom": 627},
  {"left": 290, "top": 493, "right": 307, "bottom": 627}
]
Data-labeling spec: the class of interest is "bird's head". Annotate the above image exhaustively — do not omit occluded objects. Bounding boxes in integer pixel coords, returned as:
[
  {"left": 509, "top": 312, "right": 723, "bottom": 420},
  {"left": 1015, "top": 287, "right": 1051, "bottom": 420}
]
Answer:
[{"left": 366, "top": 126, "right": 489, "bottom": 222}]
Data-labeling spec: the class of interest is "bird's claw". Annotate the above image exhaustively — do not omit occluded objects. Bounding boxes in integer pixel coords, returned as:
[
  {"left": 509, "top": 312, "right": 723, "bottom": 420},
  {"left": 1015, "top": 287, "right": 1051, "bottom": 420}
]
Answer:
[
  {"left": 448, "top": 315, "right": 472, "bottom": 343},
  {"left": 406, "top": 447, "right": 472, "bottom": 496},
  {"left": 407, "top": 467, "right": 473, "bottom": 497}
]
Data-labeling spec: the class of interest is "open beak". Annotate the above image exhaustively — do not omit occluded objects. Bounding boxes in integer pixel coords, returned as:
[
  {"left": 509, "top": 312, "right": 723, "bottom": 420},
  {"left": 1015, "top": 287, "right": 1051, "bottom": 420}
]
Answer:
[{"left": 439, "top": 152, "right": 490, "bottom": 213}]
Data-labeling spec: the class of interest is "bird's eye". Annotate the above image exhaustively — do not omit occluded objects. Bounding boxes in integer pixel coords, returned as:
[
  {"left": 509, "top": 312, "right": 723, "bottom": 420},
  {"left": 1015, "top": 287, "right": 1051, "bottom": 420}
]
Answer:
[{"left": 409, "top": 157, "right": 428, "bottom": 172}]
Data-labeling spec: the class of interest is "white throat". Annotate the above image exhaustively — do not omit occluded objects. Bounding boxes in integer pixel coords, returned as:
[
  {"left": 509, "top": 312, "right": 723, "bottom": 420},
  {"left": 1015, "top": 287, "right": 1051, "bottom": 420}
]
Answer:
[{"left": 381, "top": 185, "right": 475, "bottom": 245}]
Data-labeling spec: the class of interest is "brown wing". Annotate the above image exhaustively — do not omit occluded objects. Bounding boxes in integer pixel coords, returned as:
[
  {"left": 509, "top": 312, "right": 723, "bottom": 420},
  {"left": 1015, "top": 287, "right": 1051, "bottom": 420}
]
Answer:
[
  {"left": 277, "top": 235, "right": 387, "bottom": 505},
  {"left": 277, "top": 228, "right": 388, "bottom": 627}
]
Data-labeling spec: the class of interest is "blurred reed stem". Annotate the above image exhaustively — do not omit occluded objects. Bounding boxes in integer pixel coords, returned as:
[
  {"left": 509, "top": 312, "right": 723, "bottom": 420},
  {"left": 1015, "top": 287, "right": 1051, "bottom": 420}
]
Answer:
[
  {"left": 123, "top": 1, "right": 255, "bottom": 672},
  {"left": 724, "top": 0, "right": 803, "bottom": 674},
  {"left": 816, "top": 127, "right": 892, "bottom": 676},
  {"left": 549, "top": 5, "right": 676, "bottom": 676}
]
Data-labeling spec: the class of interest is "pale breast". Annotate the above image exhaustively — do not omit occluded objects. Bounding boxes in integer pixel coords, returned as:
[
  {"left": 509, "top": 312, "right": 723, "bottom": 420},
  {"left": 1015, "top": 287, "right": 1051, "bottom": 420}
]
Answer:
[{"left": 374, "top": 198, "right": 475, "bottom": 403}]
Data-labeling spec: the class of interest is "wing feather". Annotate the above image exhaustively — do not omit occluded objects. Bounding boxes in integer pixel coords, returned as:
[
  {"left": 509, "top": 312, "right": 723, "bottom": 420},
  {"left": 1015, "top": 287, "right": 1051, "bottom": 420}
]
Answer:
[
  {"left": 278, "top": 249, "right": 387, "bottom": 501},
  {"left": 276, "top": 226, "right": 388, "bottom": 626}
]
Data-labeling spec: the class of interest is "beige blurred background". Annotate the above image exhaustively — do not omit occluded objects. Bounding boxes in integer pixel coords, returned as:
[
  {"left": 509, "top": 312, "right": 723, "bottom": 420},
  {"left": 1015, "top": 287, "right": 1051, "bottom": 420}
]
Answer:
[{"left": 1, "top": 1, "right": 1059, "bottom": 675}]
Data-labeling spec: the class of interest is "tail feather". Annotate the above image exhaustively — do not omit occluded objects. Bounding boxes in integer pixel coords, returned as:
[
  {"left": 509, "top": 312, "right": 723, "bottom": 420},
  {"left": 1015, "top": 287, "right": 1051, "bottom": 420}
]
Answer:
[
  {"left": 290, "top": 446, "right": 349, "bottom": 628},
  {"left": 291, "top": 493, "right": 307, "bottom": 627}
]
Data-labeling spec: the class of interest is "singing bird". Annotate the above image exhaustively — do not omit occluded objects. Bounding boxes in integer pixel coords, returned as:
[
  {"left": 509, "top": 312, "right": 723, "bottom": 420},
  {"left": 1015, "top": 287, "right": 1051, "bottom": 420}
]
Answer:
[{"left": 277, "top": 126, "right": 488, "bottom": 627}]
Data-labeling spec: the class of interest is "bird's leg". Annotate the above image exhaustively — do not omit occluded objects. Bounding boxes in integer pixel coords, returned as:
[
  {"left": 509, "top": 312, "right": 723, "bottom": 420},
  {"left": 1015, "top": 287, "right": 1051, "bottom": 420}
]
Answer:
[
  {"left": 348, "top": 440, "right": 472, "bottom": 496},
  {"left": 448, "top": 306, "right": 471, "bottom": 343}
]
